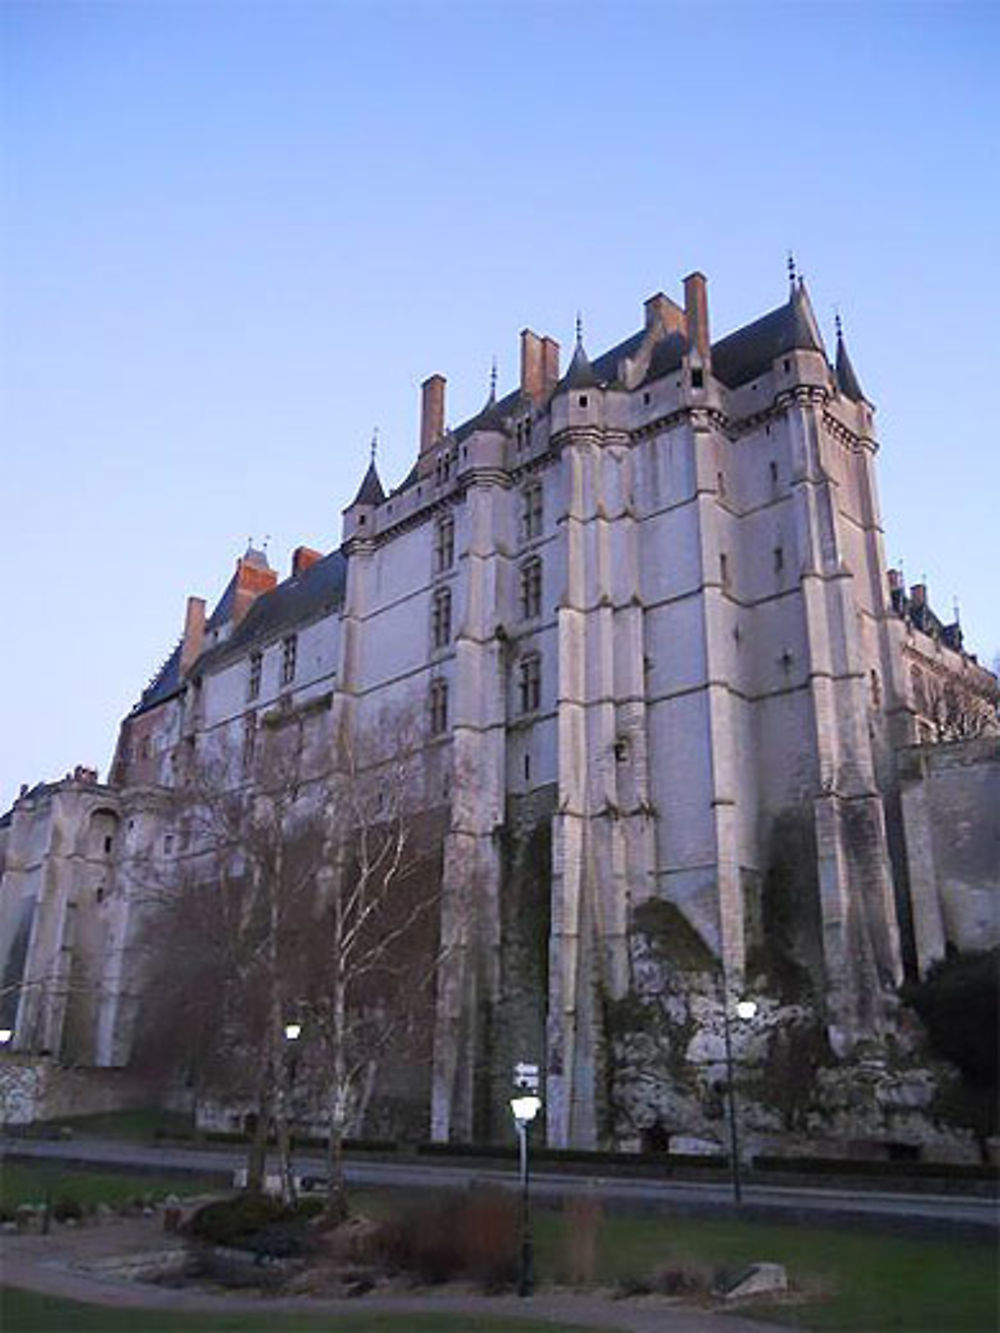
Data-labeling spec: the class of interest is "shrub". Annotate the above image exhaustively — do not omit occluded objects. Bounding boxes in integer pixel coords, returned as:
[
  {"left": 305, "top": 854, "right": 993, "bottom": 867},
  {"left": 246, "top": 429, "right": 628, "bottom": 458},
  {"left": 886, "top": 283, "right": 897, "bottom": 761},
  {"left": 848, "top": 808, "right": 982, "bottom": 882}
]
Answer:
[
  {"left": 52, "top": 1196, "right": 84, "bottom": 1223},
  {"left": 379, "top": 1189, "right": 519, "bottom": 1290},
  {"left": 186, "top": 1193, "right": 319, "bottom": 1256},
  {"left": 562, "top": 1195, "right": 602, "bottom": 1285}
]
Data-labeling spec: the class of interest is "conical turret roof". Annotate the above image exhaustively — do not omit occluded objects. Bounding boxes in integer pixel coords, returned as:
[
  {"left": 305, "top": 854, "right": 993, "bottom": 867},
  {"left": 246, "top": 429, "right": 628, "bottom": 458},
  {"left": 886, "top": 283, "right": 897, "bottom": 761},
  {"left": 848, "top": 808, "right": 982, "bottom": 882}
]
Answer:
[
  {"left": 559, "top": 326, "right": 598, "bottom": 391},
  {"left": 835, "top": 327, "right": 865, "bottom": 402},
  {"left": 348, "top": 458, "right": 385, "bottom": 508}
]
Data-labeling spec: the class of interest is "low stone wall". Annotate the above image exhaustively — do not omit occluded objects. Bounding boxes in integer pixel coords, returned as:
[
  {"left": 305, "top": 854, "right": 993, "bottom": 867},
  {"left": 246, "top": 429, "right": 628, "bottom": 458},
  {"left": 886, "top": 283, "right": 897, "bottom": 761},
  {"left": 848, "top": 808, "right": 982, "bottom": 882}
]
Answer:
[{"left": 0, "top": 1055, "right": 151, "bottom": 1125}]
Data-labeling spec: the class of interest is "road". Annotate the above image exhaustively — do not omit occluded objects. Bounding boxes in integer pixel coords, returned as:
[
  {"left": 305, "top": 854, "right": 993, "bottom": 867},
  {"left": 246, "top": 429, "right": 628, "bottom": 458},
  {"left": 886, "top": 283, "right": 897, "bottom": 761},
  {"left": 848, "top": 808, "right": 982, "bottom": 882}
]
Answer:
[{"left": 3, "top": 1135, "right": 997, "bottom": 1237}]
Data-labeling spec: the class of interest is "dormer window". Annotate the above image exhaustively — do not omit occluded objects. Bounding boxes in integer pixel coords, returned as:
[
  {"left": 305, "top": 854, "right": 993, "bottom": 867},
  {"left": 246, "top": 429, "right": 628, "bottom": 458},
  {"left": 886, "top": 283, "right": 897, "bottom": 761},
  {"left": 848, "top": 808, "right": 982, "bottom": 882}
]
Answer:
[{"left": 578, "top": 394, "right": 588, "bottom": 407}]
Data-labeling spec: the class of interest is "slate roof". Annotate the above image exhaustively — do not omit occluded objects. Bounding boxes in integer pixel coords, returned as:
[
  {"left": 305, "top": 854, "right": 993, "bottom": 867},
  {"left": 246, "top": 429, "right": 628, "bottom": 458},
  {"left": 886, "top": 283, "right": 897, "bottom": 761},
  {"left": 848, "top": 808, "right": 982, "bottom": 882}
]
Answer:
[
  {"left": 559, "top": 338, "right": 598, "bottom": 391},
  {"left": 129, "top": 571, "right": 239, "bottom": 717},
  {"left": 194, "top": 548, "right": 347, "bottom": 675},
  {"left": 836, "top": 334, "right": 865, "bottom": 402},
  {"left": 129, "top": 550, "right": 347, "bottom": 717},
  {"left": 348, "top": 459, "right": 386, "bottom": 508},
  {"left": 711, "top": 283, "right": 824, "bottom": 389}
]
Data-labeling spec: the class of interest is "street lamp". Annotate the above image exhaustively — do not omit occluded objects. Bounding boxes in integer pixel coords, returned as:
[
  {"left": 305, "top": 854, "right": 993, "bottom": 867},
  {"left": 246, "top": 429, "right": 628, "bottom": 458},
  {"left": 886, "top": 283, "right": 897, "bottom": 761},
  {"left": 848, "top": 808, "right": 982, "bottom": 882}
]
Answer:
[
  {"left": 720, "top": 989, "right": 757, "bottom": 1206},
  {"left": 0, "top": 1029, "right": 13, "bottom": 1046},
  {"left": 510, "top": 1085, "right": 541, "bottom": 1298}
]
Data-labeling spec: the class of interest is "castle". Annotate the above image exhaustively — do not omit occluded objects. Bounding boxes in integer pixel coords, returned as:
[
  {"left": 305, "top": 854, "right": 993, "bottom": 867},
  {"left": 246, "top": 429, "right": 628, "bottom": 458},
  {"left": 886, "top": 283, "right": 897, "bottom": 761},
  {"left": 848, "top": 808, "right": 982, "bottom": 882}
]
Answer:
[{"left": 2, "top": 268, "right": 997, "bottom": 1150}]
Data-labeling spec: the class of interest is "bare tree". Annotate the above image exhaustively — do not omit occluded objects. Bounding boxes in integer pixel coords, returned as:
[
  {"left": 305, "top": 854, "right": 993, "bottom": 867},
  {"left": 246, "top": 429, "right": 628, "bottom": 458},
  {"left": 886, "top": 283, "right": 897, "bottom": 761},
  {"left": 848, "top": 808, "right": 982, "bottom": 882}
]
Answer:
[
  {"left": 134, "top": 716, "right": 322, "bottom": 1201},
  {"left": 295, "top": 713, "right": 443, "bottom": 1221},
  {"left": 920, "top": 671, "right": 1000, "bottom": 743},
  {"left": 134, "top": 701, "right": 445, "bottom": 1215}
]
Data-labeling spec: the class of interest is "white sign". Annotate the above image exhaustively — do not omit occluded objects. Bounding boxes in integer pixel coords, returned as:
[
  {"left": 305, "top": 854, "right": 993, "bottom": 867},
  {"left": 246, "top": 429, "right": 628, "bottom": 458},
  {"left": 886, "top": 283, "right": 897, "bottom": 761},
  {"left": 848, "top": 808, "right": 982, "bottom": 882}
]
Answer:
[{"left": 513, "top": 1061, "right": 539, "bottom": 1091}]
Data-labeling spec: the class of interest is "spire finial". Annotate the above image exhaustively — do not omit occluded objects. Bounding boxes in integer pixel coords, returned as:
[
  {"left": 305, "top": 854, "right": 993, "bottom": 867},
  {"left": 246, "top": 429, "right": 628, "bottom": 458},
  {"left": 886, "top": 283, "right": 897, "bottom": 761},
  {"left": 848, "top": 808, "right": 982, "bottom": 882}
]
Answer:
[
  {"left": 489, "top": 356, "right": 497, "bottom": 400},
  {"left": 787, "top": 251, "right": 797, "bottom": 288},
  {"left": 575, "top": 310, "right": 583, "bottom": 346},
  {"left": 370, "top": 427, "right": 378, "bottom": 463},
  {"left": 953, "top": 595, "right": 961, "bottom": 625},
  {"left": 834, "top": 306, "right": 843, "bottom": 341}
]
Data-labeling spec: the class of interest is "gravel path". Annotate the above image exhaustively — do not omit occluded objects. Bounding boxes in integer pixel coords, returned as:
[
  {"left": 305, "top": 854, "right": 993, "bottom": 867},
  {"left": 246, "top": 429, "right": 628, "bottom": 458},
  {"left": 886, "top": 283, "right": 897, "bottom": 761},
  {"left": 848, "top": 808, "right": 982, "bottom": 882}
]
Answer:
[{"left": 0, "top": 1215, "right": 788, "bottom": 1332}]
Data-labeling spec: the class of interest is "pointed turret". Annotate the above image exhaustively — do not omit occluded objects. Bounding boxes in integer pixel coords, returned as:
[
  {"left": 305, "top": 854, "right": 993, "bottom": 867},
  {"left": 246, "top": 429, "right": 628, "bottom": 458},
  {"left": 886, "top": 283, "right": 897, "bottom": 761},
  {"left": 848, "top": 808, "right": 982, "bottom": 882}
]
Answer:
[
  {"left": 788, "top": 277, "right": 825, "bottom": 354},
  {"left": 342, "top": 436, "right": 385, "bottom": 543},
  {"left": 835, "top": 315, "right": 865, "bottom": 402},
  {"left": 559, "top": 315, "right": 598, "bottom": 391},
  {"left": 349, "top": 457, "right": 385, "bottom": 509}
]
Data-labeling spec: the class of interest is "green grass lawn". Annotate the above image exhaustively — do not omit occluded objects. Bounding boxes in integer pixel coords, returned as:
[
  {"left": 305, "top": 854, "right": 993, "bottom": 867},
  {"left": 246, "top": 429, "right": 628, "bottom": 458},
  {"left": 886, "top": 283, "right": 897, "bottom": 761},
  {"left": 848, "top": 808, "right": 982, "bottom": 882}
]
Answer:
[
  {"left": 0, "top": 1162, "right": 222, "bottom": 1215},
  {"left": 31, "top": 1107, "right": 195, "bottom": 1141},
  {"left": 532, "top": 1206, "right": 998, "bottom": 1332},
  {"left": 0, "top": 1290, "right": 605, "bottom": 1333},
  {"left": 1, "top": 1166, "right": 995, "bottom": 1331}
]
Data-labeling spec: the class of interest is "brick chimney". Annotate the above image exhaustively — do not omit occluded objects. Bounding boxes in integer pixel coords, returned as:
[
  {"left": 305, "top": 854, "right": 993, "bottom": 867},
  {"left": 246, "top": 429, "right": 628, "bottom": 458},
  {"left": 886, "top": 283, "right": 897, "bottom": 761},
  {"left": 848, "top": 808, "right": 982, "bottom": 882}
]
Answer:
[
  {"left": 644, "top": 292, "right": 687, "bottom": 337},
  {"left": 232, "top": 552, "right": 277, "bottom": 626},
  {"left": 683, "top": 271, "right": 711, "bottom": 363},
  {"left": 520, "top": 329, "right": 544, "bottom": 402},
  {"left": 180, "top": 596, "right": 206, "bottom": 675},
  {"left": 292, "top": 546, "right": 323, "bottom": 578},
  {"left": 541, "top": 336, "right": 560, "bottom": 396},
  {"left": 420, "top": 374, "right": 446, "bottom": 454}
]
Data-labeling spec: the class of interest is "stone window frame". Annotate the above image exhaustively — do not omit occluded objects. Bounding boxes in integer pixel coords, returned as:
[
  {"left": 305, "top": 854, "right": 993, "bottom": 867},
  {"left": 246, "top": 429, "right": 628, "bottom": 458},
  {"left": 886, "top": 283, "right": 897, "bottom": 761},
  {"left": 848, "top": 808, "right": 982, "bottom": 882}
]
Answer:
[
  {"left": 518, "top": 653, "right": 542, "bottom": 715},
  {"left": 434, "top": 514, "right": 455, "bottom": 573},
  {"left": 519, "top": 556, "right": 543, "bottom": 621},
  {"left": 247, "top": 650, "right": 262, "bottom": 702},
  {"left": 241, "top": 711, "right": 257, "bottom": 774},
  {"left": 281, "top": 635, "right": 297, "bottom": 687},
  {"left": 431, "top": 586, "right": 452, "bottom": 649},
  {"left": 521, "top": 481, "right": 543, "bottom": 543},
  {"left": 429, "top": 677, "right": 449, "bottom": 735}
]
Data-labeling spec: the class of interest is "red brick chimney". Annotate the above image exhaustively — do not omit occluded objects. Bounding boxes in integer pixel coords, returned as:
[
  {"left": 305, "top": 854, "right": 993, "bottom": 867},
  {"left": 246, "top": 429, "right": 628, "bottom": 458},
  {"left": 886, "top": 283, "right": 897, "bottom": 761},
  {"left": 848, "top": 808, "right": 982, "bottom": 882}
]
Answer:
[
  {"left": 232, "top": 551, "right": 277, "bottom": 626},
  {"left": 521, "top": 329, "right": 546, "bottom": 402},
  {"left": 644, "top": 292, "right": 687, "bottom": 337},
  {"left": 292, "top": 546, "right": 322, "bottom": 578},
  {"left": 683, "top": 271, "right": 711, "bottom": 363},
  {"left": 420, "top": 374, "right": 446, "bottom": 454},
  {"left": 541, "top": 336, "right": 560, "bottom": 396},
  {"left": 180, "top": 596, "right": 206, "bottom": 675}
]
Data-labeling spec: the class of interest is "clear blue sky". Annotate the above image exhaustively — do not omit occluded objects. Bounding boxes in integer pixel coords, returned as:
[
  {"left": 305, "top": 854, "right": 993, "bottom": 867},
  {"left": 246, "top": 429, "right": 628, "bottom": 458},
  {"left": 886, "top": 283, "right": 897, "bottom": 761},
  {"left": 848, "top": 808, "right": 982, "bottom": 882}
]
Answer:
[{"left": 2, "top": 0, "right": 998, "bottom": 812}]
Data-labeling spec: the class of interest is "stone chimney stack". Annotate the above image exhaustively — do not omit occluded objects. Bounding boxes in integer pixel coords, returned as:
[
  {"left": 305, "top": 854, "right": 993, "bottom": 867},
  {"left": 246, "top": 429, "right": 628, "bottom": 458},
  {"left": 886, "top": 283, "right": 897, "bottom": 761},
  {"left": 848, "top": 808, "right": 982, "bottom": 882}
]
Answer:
[
  {"left": 520, "top": 329, "right": 544, "bottom": 402},
  {"left": 292, "top": 546, "right": 322, "bottom": 578},
  {"left": 910, "top": 583, "right": 926, "bottom": 608},
  {"left": 180, "top": 596, "right": 206, "bottom": 676},
  {"left": 888, "top": 569, "right": 903, "bottom": 593},
  {"left": 683, "top": 271, "right": 711, "bottom": 363},
  {"left": 420, "top": 374, "right": 446, "bottom": 454},
  {"left": 541, "top": 337, "right": 560, "bottom": 396}
]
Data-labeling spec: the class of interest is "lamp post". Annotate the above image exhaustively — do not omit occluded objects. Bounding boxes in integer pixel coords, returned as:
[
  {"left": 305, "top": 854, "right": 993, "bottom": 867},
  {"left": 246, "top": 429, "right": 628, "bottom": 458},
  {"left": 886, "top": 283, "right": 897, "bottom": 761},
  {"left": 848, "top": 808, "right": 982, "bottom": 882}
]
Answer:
[
  {"left": 283, "top": 1021, "right": 301, "bottom": 1196},
  {"left": 720, "top": 990, "right": 757, "bottom": 1206},
  {"left": 510, "top": 1066, "right": 541, "bottom": 1298},
  {"left": 0, "top": 1029, "right": 12, "bottom": 1046}
]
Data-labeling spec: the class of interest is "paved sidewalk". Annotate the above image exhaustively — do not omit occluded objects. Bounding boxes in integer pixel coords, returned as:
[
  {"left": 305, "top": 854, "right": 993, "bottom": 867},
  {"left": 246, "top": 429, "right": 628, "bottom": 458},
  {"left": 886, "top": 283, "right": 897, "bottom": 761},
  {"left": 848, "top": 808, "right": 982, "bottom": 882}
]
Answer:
[{"left": 0, "top": 1215, "right": 787, "bottom": 1332}]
